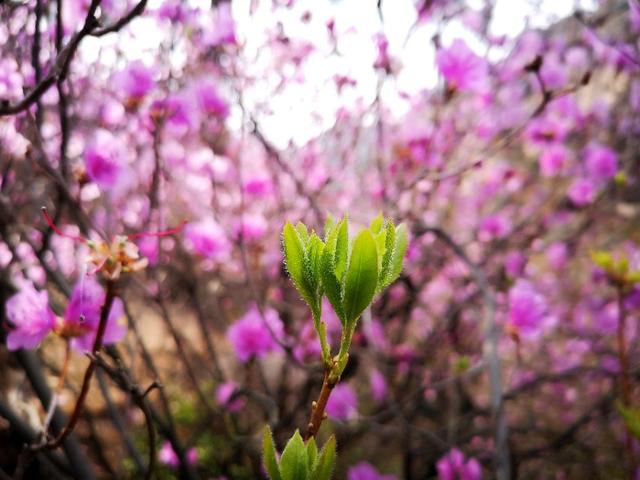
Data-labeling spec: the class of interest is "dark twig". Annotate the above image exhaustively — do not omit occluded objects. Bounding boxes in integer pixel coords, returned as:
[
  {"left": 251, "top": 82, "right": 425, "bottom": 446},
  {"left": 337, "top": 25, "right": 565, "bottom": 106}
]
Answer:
[{"left": 91, "top": 0, "right": 148, "bottom": 37}]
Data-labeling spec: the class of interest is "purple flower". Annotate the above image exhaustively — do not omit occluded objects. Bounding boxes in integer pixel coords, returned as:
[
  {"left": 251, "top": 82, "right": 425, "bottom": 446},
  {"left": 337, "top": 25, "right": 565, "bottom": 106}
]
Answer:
[
  {"left": 437, "top": 449, "right": 482, "bottom": 480},
  {"left": 568, "top": 177, "right": 596, "bottom": 207},
  {"left": 62, "top": 278, "right": 127, "bottom": 352},
  {"left": 348, "top": 462, "right": 397, "bottom": 480},
  {"left": 115, "top": 60, "right": 154, "bottom": 104},
  {"left": 326, "top": 383, "right": 358, "bottom": 420},
  {"left": 508, "top": 279, "right": 548, "bottom": 340},
  {"left": 233, "top": 214, "right": 268, "bottom": 242},
  {"left": 369, "top": 369, "right": 387, "bottom": 403},
  {"left": 539, "top": 144, "right": 568, "bottom": 177},
  {"left": 158, "top": 441, "right": 198, "bottom": 468},
  {"left": 195, "top": 81, "right": 229, "bottom": 118},
  {"left": 227, "top": 304, "right": 284, "bottom": 362},
  {"left": 478, "top": 214, "right": 511, "bottom": 241},
  {"left": 5, "top": 283, "right": 56, "bottom": 350},
  {"left": 84, "top": 130, "right": 123, "bottom": 190},
  {"left": 184, "top": 219, "right": 230, "bottom": 260},
  {"left": 436, "top": 39, "right": 488, "bottom": 92},
  {"left": 215, "top": 381, "right": 246, "bottom": 412},
  {"left": 203, "top": 3, "right": 236, "bottom": 46},
  {"left": 584, "top": 142, "right": 617, "bottom": 180},
  {"left": 243, "top": 175, "right": 273, "bottom": 197}
]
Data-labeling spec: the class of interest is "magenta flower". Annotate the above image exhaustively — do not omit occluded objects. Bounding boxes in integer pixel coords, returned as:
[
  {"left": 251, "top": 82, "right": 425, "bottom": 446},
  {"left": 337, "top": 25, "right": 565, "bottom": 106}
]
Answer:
[
  {"left": 233, "top": 214, "right": 268, "bottom": 242},
  {"left": 436, "top": 449, "right": 482, "bottom": 480},
  {"left": 507, "top": 279, "right": 548, "bottom": 340},
  {"left": 215, "top": 381, "right": 246, "bottom": 412},
  {"left": 158, "top": 441, "right": 198, "bottom": 468},
  {"left": 195, "top": 81, "right": 229, "bottom": 118},
  {"left": 84, "top": 130, "right": 123, "bottom": 190},
  {"left": 568, "top": 177, "right": 596, "bottom": 207},
  {"left": 203, "top": 3, "right": 236, "bottom": 46},
  {"left": 5, "top": 283, "right": 56, "bottom": 350},
  {"left": 584, "top": 142, "right": 617, "bottom": 180},
  {"left": 478, "top": 214, "right": 511, "bottom": 241},
  {"left": 227, "top": 304, "right": 284, "bottom": 363},
  {"left": 243, "top": 175, "right": 273, "bottom": 197},
  {"left": 184, "top": 219, "right": 230, "bottom": 260},
  {"left": 115, "top": 60, "right": 154, "bottom": 104},
  {"left": 348, "top": 462, "right": 397, "bottom": 480},
  {"left": 539, "top": 144, "right": 568, "bottom": 177},
  {"left": 326, "top": 383, "right": 358, "bottom": 420},
  {"left": 369, "top": 369, "right": 387, "bottom": 403},
  {"left": 523, "top": 116, "right": 569, "bottom": 147},
  {"left": 62, "top": 277, "right": 127, "bottom": 352},
  {"left": 436, "top": 39, "right": 488, "bottom": 92}
]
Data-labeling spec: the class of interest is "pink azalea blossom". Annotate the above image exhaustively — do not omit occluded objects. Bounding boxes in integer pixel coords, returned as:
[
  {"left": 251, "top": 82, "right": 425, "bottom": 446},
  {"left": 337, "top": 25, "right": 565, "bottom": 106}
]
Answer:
[
  {"left": 243, "top": 175, "right": 273, "bottom": 197},
  {"left": 5, "top": 283, "right": 56, "bottom": 350},
  {"left": 369, "top": 369, "right": 388, "bottom": 403},
  {"left": 184, "top": 219, "right": 230, "bottom": 260},
  {"left": 84, "top": 130, "right": 123, "bottom": 190},
  {"left": 326, "top": 383, "right": 358, "bottom": 420},
  {"left": 539, "top": 144, "right": 569, "bottom": 177},
  {"left": 508, "top": 279, "right": 549, "bottom": 340},
  {"left": 348, "top": 462, "right": 397, "bottom": 480},
  {"left": 584, "top": 142, "right": 617, "bottom": 180},
  {"left": 479, "top": 214, "right": 511, "bottom": 241},
  {"left": 158, "top": 441, "right": 198, "bottom": 468},
  {"left": 62, "top": 277, "right": 127, "bottom": 352},
  {"left": 437, "top": 448, "right": 482, "bottom": 480},
  {"left": 215, "top": 381, "right": 246, "bottom": 412},
  {"left": 195, "top": 81, "right": 229, "bottom": 118},
  {"left": 233, "top": 214, "right": 268, "bottom": 242},
  {"left": 227, "top": 304, "right": 284, "bottom": 362},
  {"left": 436, "top": 39, "right": 488, "bottom": 92},
  {"left": 203, "top": 3, "right": 236, "bottom": 46},
  {"left": 114, "top": 60, "right": 154, "bottom": 104},
  {"left": 568, "top": 177, "right": 596, "bottom": 206}
]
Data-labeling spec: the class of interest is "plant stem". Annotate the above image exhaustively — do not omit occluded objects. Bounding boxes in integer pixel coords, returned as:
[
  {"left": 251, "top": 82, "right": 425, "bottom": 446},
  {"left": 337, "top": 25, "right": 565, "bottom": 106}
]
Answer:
[
  {"left": 617, "top": 285, "right": 635, "bottom": 478},
  {"left": 304, "top": 369, "right": 336, "bottom": 441},
  {"left": 30, "top": 280, "right": 116, "bottom": 451}
]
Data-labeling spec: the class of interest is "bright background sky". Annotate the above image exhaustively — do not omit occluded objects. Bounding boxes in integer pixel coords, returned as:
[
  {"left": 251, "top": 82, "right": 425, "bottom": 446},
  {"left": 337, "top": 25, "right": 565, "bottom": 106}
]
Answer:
[{"left": 81, "top": 0, "right": 599, "bottom": 147}]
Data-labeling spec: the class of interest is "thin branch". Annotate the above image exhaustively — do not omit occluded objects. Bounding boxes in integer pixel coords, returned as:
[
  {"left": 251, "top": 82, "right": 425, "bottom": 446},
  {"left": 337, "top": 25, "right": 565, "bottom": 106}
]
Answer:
[
  {"left": 91, "top": 0, "right": 148, "bottom": 37},
  {"left": 0, "top": 0, "right": 102, "bottom": 117}
]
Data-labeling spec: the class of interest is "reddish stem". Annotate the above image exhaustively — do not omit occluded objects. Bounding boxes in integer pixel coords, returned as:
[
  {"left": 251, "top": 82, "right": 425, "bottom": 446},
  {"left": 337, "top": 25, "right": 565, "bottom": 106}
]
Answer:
[{"left": 304, "top": 369, "right": 337, "bottom": 441}]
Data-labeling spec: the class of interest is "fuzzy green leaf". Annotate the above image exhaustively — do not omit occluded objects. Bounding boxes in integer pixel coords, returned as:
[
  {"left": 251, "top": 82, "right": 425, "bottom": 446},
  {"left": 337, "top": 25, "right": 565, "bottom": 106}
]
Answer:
[
  {"left": 262, "top": 426, "right": 283, "bottom": 480},
  {"left": 280, "top": 430, "right": 309, "bottom": 480},
  {"left": 295, "top": 222, "right": 309, "bottom": 245},
  {"left": 385, "top": 223, "right": 408, "bottom": 287},
  {"left": 310, "top": 435, "right": 336, "bottom": 480},
  {"left": 377, "top": 221, "right": 396, "bottom": 292},
  {"left": 307, "top": 437, "right": 318, "bottom": 469},
  {"left": 369, "top": 212, "right": 384, "bottom": 234},
  {"left": 323, "top": 214, "right": 335, "bottom": 241},
  {"left": 321, "top": 223, "right": 345, "bottom": 323},
  {"left": 343, "top": 229, "right": 378, "bottom": 325},
  {"left": 334, "top": 218, "right": 348, "bottom": 282},
  {"left": 283, "top": 222, "right": 315, "bottom": 310}
]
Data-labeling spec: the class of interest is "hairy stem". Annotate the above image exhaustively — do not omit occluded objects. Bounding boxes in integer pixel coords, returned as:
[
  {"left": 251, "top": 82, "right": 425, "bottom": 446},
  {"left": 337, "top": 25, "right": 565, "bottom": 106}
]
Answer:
[{"left": 304, "top": 368, "right": 336, "bottom": 441}]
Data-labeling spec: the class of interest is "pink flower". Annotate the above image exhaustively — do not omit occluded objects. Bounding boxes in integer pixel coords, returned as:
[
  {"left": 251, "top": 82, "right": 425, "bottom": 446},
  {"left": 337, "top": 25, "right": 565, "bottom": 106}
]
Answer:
[
  {"left": 159, "top": 441, "right": 179, "bottom": 467},
  {"left": 62, "top": 278, "right": 127, "bottom": 352},
  {"left": 195, "top": 81, "right": 229, "bottom": 118},
  {"left": 84, "top": 130, "right": 123, "bottom": 190},
  {"left": 114, "top": 60, "right": 154, "bottom": 104},
  {"left": 568, "top": 178, "right": 596, "bottom": 206},
  {"left": 243, "top": 175, "right": 273, "bottom": 197},
  {"left": 437, "top": 449, "right": 482, "bottom": 480},
  {"left": 523, "top": 116, "right": 569, "bottom": 147},
  {"left": 348, "top": 462, "right": 397, "bottom": 480},
  {"left": 369, "top": 369, "right": 387, "bottom": 403},
  {"left": 227, "top": 304, "right": 284, "bottom": 362},
  {"left": 204, "top": 3, "right": 236, "bottom": 46},
  {"left": 233, "top": 214, "right": 268, "bottom": 242},
  {"left": 184, "top": 219, "right": 230, "bottom": 260},
  {"left": 479, "top": 214, "right": 511, "bottom": 241},
  {"left": 539, "top": 144, "right": 568, "bottom": 177},
  {"left": 373, "top": 33, "right": 391, "bottom": 71},
  {"left": 508, "top": 279, "right": 548, "bottom": 340},
  {"left": 326, "top": 383, "right": 358, "bottom": 420},
  {"left": 5, "top": 283, "right": 56, "bottom": 350},
  {"left": 584, "top": 142, "right": 617, "bottom": 180},
  {"left": 215, "top": 381, "right": 246, "bottom": 412},
  {"left": 436, "top": 39, "right": 488, "bottom": 92},
  {"left": 158, "top": 441, "right": 198, "bottom": 468}
]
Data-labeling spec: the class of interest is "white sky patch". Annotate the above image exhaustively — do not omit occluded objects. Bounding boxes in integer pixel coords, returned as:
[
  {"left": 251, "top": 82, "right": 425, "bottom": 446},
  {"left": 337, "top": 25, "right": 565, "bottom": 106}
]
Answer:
[{"left": 77, "top": 0, "right": 599, "bottom": 148}]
